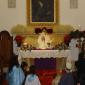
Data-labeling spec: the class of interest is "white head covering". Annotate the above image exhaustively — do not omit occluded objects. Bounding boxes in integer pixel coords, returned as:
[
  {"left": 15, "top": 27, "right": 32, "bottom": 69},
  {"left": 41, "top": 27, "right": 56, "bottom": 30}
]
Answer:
[{"left": 66, "top": 61, "right": 72, "bottom": 71}]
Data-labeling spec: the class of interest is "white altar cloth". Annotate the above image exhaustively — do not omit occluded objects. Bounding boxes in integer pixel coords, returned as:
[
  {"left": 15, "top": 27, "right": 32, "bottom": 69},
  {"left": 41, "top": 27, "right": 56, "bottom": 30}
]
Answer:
[{"left": 18, "top": 50, "right": 71, "bottom": 59}]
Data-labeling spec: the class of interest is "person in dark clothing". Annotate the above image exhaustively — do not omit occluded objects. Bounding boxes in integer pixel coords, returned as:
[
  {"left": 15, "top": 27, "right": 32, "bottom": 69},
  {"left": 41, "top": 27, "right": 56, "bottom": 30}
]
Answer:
[
  {"left": 58, "top": 62, "right": 74, "bottom": 85},
  {"left": 21, "top": 62, "right": 29, "bottom": 77},
  {"left": 21, "top": 62, "right": 29, "bottom": 85},
  {"left": 76, "top": 43, "right": 85, "bottom": 85}
]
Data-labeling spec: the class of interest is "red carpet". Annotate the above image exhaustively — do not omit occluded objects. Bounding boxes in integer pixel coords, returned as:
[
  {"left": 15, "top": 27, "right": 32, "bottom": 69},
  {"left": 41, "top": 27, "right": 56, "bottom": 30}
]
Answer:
[{"left": 36, "top": 70, "right": 64, "bottom": 85}]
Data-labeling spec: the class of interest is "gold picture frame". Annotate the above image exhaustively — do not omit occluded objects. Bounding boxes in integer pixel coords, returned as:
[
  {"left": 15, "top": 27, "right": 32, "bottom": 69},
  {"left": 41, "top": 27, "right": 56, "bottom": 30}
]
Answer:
[{"left": 26, "top": 0, "right": 59, "bottom": 25}]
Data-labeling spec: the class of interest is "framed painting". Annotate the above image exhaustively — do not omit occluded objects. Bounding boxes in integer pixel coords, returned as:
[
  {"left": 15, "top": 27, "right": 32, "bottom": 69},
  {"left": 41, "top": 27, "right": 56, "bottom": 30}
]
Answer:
[{"left": 26, "top": 0, "right": 59, "bottom": 25}]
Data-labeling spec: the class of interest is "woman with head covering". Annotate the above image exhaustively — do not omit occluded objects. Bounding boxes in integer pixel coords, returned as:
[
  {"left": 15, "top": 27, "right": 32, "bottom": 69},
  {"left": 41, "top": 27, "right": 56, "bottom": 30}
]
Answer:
[
  {"left": 6, "top": 54, "right": 25, "bottom": 85},
  {"left": 25, "top": 65, "right": 41, "bottom": 85},
  {"left": 58, "top": 61, "right": 74, "bottom": 85}
]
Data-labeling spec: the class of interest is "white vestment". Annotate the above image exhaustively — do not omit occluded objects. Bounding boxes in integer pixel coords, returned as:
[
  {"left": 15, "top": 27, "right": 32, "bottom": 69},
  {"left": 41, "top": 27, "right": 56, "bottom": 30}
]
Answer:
[{"left": 69, "top": 39, "right": 79, "bottom": 61}]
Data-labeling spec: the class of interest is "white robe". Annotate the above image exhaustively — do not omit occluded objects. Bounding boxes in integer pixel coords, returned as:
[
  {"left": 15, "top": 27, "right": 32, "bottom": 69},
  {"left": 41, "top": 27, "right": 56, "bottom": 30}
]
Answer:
[
  {"left": 25, "top": 74, "right": 41, "bottom": 85},
  {"left": 69, "top": 39, "right": 79, "bottom": 61}
]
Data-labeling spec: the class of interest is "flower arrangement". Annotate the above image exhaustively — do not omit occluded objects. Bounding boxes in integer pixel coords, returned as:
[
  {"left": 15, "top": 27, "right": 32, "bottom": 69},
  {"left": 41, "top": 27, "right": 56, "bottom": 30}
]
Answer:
[
  {"left": 64, "top": 34, "right": 71, "bottom": 46},
  {"left": 35, "top": 27, "right": 53, "bottom": 34},
  {"left": 11, "top": 24, "right": 28, "bottom": 35},
  {"left": 54, "top": 42, "right": 68, "bottom": 50},
  {"left": 64, "top": 30, "right": 85, "bottom": 47},
  {"left": 35, "top": 28, "right": 42, "bottom": 34},
  {"left": 15, "top": 35, "right": 24, "bottom": 47}
]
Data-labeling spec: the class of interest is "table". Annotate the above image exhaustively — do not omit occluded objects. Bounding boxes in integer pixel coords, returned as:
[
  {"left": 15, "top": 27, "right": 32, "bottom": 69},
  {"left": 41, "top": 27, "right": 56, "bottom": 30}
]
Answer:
[
  {"left": 18, "top": 49, "right": 71, "bottom": 58},
  {"left": 18, "top": 50, "right": 72, "bottom": 69}
]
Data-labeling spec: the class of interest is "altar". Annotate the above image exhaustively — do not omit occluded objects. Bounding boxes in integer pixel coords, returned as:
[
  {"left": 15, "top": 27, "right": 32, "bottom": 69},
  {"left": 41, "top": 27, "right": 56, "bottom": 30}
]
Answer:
[
  {"left": 12, "top": 25, "right": 75, "bottom": 85},
  {"left": 18, "top": 49, "right": 71, "bottom": 58},
  {"left": 18, "top": 49, "right": 72, "bottom": 70}
]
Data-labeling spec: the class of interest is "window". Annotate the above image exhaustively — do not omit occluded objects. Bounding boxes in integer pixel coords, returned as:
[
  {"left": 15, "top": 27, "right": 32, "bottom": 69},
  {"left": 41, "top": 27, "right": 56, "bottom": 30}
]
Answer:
[
  {"left": 70, "top": 0, "right": 78, "bottom": 9},
  {"left": 8, "top": 0, "right": 16, "bottom": 8}
]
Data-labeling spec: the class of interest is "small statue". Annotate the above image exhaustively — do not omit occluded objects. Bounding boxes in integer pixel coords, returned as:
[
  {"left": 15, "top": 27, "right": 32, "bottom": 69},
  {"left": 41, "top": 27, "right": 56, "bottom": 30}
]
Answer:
[{"left": 37, "top": 28, "right": 52, "bottom": 49}]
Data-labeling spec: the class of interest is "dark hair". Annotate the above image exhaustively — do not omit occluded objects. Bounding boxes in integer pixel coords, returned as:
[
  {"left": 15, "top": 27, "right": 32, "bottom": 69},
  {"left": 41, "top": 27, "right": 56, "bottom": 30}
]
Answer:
[
  {"left": 21, "top": 62, "right": 28, "bottom": 70},
  {"left": 21, "top": 62, "right": 28, "bottom": 67},
  {"left": 78, "top": 52, "right": 84, "bottom": 60},
  {"left": 8, "top": 54, "right": 19, "bottom": 72},
  {"left": 82, "top": 43, "right": 85, "bottom": 52},
  {"left": 29, "top": 65, "right": 36, "bottom": 74}
]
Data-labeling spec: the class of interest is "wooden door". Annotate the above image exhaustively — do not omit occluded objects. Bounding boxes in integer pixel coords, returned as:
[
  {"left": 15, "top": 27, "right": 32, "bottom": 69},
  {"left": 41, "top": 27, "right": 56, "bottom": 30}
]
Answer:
[{"left": 0, "top": 31, "right": 13, "bottom": 67}]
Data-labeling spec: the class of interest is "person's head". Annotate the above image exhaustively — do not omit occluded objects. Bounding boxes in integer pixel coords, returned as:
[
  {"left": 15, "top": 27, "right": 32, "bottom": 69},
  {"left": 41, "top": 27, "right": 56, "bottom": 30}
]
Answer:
[
  {"left": 21, "top": 62, "right": 28, "bottom": 71},
  {"left": 9, "top": 54, "right": 19, "bottom": 72},
  {"left": 11, "top": 54, "right": 19, "bottom": 66},
  {"left": 42, "top": 27, "right": 47, "bottom": 33},
  {"left": 78, "top": 52, "right": 84, "bottom": 60},
  {"left": 29, "top": 65, "right": 36, "bottom": 74},
  {"left": 82, "top": 43, "right": 85, "bottom": 52},
  {"left": 65, "top": 61, "right": 72, "bottom": 72}
]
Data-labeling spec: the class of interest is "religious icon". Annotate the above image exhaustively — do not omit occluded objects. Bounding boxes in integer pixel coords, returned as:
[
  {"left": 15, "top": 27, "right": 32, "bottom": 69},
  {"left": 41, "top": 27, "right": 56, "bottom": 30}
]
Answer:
[
  {"left": 31, "top": 0, "right": 54, "bottom": 22},
  {"left": 27, "top": 0, "right": 59, "bottom": 24},
  {"left": 37, "top": 28, "right": 52, "bottom": 49}
]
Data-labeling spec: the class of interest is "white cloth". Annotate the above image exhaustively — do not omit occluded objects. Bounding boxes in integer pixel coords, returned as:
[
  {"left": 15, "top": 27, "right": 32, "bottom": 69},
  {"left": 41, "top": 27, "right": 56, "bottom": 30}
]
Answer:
[
  {"left": 18, "top": 50, "right": 71, "bottom": 58},
  {"left": 13, "top": 40, "right": 19, "bottom": 55},
  {"left": 18, "top": 50, "right": 30, "bottom": 65},
  {"left": 25, "top": 74, "right": 41, "bottom": 85},
  {"left": 69, "top": 39, "right": 79, "bottom": 61}
]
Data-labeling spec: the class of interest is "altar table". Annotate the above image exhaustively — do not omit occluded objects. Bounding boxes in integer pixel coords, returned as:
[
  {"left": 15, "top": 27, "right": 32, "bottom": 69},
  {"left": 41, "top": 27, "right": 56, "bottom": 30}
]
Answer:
[
  {"left": 18, "top": 49, "right": 72, "bottom": 71},
  {"left": 18, "top": 50, "right": 71, "bottom": 59},
  {"left": 18, "top": 50, "right": 73, "bottom": 85}
]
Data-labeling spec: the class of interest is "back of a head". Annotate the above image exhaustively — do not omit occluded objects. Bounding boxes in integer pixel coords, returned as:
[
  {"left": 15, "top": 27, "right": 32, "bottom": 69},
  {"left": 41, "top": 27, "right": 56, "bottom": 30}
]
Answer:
[
  {"left": 66, "top": 61, "right": 72, "bottom": 72},
  {"left": 82, "top": 43, "right": 85, "bottom": 52},
  {"left": 12, "top": 54, "right": 19, "bottom": 66},
  {"left": 21, "top": 62, "right": 28, "bottom": 67},
  {"left": 78, "top": 52, "right": 84, "bottom": 60},
  {"left": 9, "top": 54, "right": 19, "bottom": 72},
  {"left": 21, "top": 62, "right": 28, "bottom": 70},
  {"left": 29, "top": 65, "right": 36, "bottom": 74}
]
